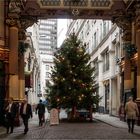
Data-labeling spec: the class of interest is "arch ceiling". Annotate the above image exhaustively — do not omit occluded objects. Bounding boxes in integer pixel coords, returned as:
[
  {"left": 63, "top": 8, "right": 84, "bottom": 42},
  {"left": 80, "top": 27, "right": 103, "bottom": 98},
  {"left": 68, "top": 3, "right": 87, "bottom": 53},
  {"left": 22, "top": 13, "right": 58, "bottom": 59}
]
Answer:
[{"left": 9, "top": 0, "right": 136, "bottom": 20}]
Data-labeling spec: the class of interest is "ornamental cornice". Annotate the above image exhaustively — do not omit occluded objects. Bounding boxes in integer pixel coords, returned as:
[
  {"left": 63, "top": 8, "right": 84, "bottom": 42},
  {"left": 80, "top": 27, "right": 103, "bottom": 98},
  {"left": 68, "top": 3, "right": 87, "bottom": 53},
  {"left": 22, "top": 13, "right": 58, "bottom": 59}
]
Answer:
[
  {"left": 112, "top": 9, "right": 134, "bottom": 41},
  {"left": 135, "top": 15, "right": 140, "bottom": 32},
  {"left": 6, "top": 1, "right": 36, "bottom": 30},
  {"left": 8, "top": 0, "right": 25, "bottom": 14},
  {"left": 19, "top": 17, "right": 38, "bottom": 30},
  {"left": 6, "top": 18, "right": 20, "bottom": 28},
  {"left": 135, "top": 4, "right": 140, "bottom": 32}
]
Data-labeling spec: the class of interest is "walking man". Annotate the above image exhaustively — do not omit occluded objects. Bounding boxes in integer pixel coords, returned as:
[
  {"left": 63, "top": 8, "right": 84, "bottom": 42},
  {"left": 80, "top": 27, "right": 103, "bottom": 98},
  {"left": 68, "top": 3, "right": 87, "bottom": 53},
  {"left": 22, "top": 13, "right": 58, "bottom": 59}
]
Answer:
[
  {"left": 36, "top": 99, "right": 45, "bottom": 126},
  {"left": 20, "top": 98, "right": 33, "bottom": 134},
  {"left": 125, "top": 96, "right": 139, "bottom": 133},
  {"left": 5, "top": 97, "right": 18, "bottom": 134}
]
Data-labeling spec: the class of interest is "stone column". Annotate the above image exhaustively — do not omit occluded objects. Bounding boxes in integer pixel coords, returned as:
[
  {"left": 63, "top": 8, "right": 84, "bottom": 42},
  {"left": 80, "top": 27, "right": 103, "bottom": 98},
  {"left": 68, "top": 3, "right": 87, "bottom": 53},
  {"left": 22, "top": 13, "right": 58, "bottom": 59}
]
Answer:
[
  {"left": 9, "top": 25, "right": 19, "bottom": 100},
  {"left": 18, "top": 18, "right": 37, "bottom": 102},
  {"left": 112, "top": 10, "right": 133, "bottom": 121},
  {"left": 135, "top": 6, "right": 140, "bottom": 125},
  {"left": 136, "top": 15, "right": 140, "bottom": 101},
  {"left": 124, "top": 47, "right": 132, "bottom": 91},
  {"left": 18, "top": 30, "right": 27, "bottom": 100},
  {"left": 112, "top": 11, "right": 134, "bottom": 99},
  {"left": 136, "top": 29, "right": 140, "bottom": 100},
  {"left": 121, "top": 24, "right": 133, "bottom": 100},
  {"left": 19, "top": 52, "right": 25, "bottom": 100},
  {"left": 0, "top": 0, "right": 4, "bottom": 44},
  {"left": 119, "top": 24, "right": 132, "bottom": 102}
]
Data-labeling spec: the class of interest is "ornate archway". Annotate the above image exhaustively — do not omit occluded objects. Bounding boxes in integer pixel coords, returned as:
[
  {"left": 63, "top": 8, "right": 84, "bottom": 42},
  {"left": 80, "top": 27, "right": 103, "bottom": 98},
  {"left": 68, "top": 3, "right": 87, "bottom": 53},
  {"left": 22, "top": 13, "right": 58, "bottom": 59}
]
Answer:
[{"left": 1, "top": 0, "right": 140, "bottom": 124}]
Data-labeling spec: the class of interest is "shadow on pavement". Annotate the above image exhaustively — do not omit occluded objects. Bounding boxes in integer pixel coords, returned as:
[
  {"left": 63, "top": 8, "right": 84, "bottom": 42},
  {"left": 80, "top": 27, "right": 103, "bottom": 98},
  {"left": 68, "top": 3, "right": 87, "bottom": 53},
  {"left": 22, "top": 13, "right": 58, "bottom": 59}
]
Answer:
[
  {"left": 133, "top": 132, "right": 140, "bottom": 137},
  {"left": 0, "top": 133, "right": 9, "bottom": 139},
  {"left": 13, "top": 133, "right": 28, "bottom": 139}
]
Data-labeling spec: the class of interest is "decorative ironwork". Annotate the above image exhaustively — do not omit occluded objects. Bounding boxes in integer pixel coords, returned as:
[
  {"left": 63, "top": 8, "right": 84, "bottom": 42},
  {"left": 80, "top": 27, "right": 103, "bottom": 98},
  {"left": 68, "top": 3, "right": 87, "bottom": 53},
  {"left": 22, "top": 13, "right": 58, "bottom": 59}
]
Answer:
[
  {"left": 40, "top": 0, "right": 61, "bottom": 6},
  {"left": 72, "top": 9, "right": 80, "bottom": 16},
  {"left": 64, "top": 0, "right": 87, "bottom": 7},
  {"left": 91, "top": 0, "right": 111, "bottom": 7},
  {"left": 135, "top": 4, "right": 140, "bottom": 31},
  {"left": 123, "top": 43, "right": 137, "bottom": 58},
  {"left": 38, "top": 0, "right": 113, "bottom": 9}
]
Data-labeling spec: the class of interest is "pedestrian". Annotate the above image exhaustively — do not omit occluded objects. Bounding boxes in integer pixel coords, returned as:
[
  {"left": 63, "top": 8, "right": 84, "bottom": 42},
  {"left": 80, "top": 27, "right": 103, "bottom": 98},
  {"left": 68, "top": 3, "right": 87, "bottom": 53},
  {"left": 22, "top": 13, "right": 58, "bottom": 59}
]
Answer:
[
  {"left": 125, "top": 96, "right": 139, "bottom": 133},
  {"left": 118, "top": 102, "right": 126, "bottom": 121},
  {"left": 4, "top": 97, "right": 18, "bottom": 134},
  {"left": 20, "top": 98, "right": 33, "bottom": 134},
  {"left": 36, "top": 99, "right": 45, "bottom": 126}
]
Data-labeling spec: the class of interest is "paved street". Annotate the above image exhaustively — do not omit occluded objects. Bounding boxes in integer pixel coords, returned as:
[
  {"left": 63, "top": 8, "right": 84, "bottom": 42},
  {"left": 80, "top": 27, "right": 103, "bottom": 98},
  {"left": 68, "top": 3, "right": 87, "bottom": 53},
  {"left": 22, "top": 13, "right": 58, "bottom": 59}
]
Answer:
[{"left": 0, "top": 113, "right": 140, "bottom": 140}]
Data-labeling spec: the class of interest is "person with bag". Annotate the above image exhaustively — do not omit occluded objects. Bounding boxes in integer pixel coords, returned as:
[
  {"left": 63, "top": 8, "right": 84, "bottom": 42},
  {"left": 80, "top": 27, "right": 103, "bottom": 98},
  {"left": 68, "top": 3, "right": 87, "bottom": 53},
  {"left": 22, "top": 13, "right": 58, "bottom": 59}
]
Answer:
[
  {"left": 125, "top": 96, "right": 139, "bottom": 133},
  {"left": 20, "top": 98, "right": 33, "bottom": 134},
  {"left": 36, "top": 99, "right": 45, "bottom": 126},
  {"left": 4, "top": 97, "right": 18, "bottom": 134}
]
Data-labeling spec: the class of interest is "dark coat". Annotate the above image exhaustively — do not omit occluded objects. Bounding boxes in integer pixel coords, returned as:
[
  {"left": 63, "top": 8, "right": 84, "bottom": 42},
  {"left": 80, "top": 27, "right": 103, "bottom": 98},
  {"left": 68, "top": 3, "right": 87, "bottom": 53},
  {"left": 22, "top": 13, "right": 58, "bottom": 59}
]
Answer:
[
  {"left": 20, "top": 103, "right": 33, "bottom": 119},
  {"left": 36, "top": 103, "right": 45, "bottom": 114},
  {"left": 5, "top": 103, "right": 18, "bottom": 118}
]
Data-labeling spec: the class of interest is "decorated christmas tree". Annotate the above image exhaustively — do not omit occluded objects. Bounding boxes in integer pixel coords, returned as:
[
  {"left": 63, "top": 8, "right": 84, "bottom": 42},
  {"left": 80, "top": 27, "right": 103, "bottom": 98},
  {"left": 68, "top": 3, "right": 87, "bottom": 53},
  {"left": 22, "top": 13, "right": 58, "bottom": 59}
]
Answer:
[{"left": 48, "top": 33, "right": 100, "bottom": 118}]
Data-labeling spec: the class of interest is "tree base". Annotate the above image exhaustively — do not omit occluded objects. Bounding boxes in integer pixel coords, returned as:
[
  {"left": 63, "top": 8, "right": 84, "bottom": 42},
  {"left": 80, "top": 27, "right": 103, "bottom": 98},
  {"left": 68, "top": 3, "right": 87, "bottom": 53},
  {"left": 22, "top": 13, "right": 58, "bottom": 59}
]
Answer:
[{"left": 67, "top": 117, "right": 93, "bottom": 122}]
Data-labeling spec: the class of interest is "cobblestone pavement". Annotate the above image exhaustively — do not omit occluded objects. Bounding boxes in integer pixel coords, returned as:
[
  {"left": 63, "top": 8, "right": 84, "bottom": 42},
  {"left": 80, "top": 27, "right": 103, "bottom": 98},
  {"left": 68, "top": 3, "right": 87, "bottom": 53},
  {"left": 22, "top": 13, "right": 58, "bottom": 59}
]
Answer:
[{"left": 0, "top": 119, "right": 140, "bottom": 140}]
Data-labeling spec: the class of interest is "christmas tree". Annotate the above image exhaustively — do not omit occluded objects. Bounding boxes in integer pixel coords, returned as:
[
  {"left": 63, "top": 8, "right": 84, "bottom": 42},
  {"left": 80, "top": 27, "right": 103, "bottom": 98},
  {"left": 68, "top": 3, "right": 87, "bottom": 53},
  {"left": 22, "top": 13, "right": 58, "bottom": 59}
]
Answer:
[{"left": 48, "top": 33, "right": 100, "bottom": 118}]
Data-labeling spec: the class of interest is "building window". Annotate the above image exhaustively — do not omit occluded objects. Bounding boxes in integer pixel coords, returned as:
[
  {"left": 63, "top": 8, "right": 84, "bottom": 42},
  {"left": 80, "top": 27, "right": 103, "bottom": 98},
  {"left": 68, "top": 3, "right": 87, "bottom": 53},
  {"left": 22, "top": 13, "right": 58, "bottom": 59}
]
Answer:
[
  {"left": 103, "top": 21, "right": 107, "bottom": 37},
  {"left": 102, "top": 49, "right": 109, "bottom": 72},
  {"left": 86, "top": 42, "right": 89, "bottom": 54},
  {"left": 80, "top": 31, "right": 84, "bottom": 40},
  {"left": 85, "top": 20, "right": 90, "bottom": 35},
  {"left": 46, "top": 72, "right": 51, "bottom": 78},
  {"left": 100, "top": 23, "right": 102, "bottom": 41},
  {"left": 105, "top": 83, "right": 109, "bottom": 114},
  {"left": 46, "top": 65, "right": 49, "bottom": 70},
  {"left": 106, "top": 21, "right": 110, "bottom": 33},
  {"left": 93, "top": 59, "right": 98, "bottom": 76},
  {"left": 94, "top": 32, "right": 97, "bottom": 48},
  {"left": 28, "top": 53, "right": 31, "bottom": 71}
]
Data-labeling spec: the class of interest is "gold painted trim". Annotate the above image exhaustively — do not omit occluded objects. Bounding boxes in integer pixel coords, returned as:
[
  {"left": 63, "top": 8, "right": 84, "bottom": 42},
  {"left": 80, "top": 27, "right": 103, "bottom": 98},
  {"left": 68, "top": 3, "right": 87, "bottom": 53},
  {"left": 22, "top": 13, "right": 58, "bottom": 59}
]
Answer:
[
  {"left": 37, "top": 0, "right": 114, "bottom": 10},
  {"left": 130, "top": 53, "right": 138, "bottom": 61},
  {"left": 136, "top": 98, "right": 140, "bottom": 101},
  {"left": 136, "top": 29, "right": 140, "bottom": 32},
  {"left": 0, "top": 48, "right": 10, "bottom": 51},
  {"left": 0, "top": 40, "right": 5, "bottom": 46},
  {"left": 0, "top": 48, "right": 10, "bottom": 62}
]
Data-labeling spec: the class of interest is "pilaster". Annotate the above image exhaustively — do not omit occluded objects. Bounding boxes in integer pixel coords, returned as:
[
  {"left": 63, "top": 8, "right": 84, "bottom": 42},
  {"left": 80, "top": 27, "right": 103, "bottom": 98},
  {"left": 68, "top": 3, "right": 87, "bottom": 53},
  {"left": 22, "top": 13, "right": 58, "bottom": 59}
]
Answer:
[
  {"left": 112, "top": 9, "right": 134, "bottom": 101},
  {"left": 6, "top": 1, "right": 37, "bottom": 100},
  {"left": 18, "top": 30, "right": 26, "bottom": 100},
  {"left": 135, "top": 5, "right": 140, "bottom": 126},
  {"left": 0, "top": 0, "right": 4, "bottom": 47},
  {"left": 18, "top": 18, "right": 37, "bottom": 100},
  {"left": 6, "top": 19, "right": 19, "bottom": 100},
  {"left": 135, "top": 4, "right": 140, "bottom": 101}
]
